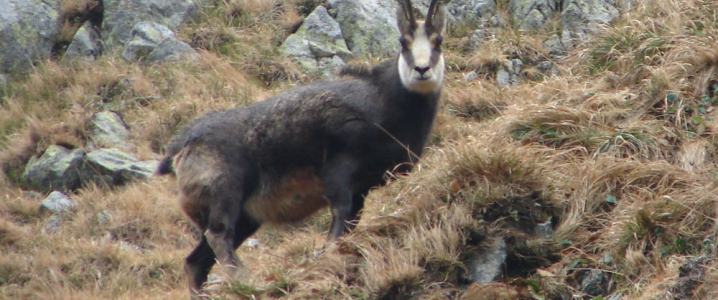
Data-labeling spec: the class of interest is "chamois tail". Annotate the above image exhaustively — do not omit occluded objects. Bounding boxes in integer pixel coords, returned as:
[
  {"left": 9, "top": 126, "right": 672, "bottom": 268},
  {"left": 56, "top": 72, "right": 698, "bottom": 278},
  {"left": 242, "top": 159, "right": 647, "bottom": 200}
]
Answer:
[{"left": 156, "top": 156, "right": 175, "bottom": 175}]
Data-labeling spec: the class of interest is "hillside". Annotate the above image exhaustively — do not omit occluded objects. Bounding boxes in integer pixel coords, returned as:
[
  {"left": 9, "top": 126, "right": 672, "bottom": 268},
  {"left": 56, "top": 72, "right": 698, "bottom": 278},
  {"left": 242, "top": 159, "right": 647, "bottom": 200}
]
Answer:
[{"left": 1, "top": 0, "right": 717, "bottom": 299}]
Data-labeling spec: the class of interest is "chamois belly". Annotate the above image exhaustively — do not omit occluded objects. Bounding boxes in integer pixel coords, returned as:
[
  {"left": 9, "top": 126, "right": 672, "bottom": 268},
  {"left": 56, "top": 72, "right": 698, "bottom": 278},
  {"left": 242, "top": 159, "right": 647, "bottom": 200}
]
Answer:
[{"left": 243, "top": 168, "right": 328, "bottom": 224}]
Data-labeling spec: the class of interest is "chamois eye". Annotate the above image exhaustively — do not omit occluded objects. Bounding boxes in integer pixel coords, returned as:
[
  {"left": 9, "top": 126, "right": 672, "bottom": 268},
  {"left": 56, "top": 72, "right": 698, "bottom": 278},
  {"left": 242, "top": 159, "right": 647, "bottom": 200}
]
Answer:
[
  {"left": 434, "top": 36, "right": 443, "bottom": 48},
  {"left": 399, "top": 37, "right": 408, "bottom": 49}
]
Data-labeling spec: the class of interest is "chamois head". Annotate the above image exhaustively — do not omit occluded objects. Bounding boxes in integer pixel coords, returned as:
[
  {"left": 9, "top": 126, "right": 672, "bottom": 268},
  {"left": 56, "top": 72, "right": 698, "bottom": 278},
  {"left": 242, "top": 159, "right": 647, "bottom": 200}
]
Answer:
[{"left": 397, "top": 0, "right": 446, "bottom": 94}]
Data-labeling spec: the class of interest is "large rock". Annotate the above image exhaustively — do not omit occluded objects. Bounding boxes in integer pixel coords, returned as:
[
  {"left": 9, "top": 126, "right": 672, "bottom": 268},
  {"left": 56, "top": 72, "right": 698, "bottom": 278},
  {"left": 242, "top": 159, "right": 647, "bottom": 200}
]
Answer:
[
  {"left": 80, "top": 148, "right": 158, "bottom": 187},
  {"left": 102, "top": 0, "right": 200, "bottom": 49},
  {"left": 22, "top": 145, "right": 86, "bottom": 193},
  {"left": 122, "top": 21, "right": 197, "bottom": 63},
  {"left": 561, "top": 0, "right": 620, "bottom": 34},
  {"left": 412, "top": 0, "right": 496, "bottom": 25},
  {"left": 146, "top": 36, "right": 199, "bottom": 63},
  {"left": 508, "top": 0, "right": 622, "bottom": 33},
  {"left": 509, "top": 0, "right": 560, "bottom": 30},
  {"left": 62, "top": 22, "right": 102, "bottom": 62},
  {"left": 0, "top": 0, "right": 62, "bottom": 75},
  {"left": 281, "top": 6, "right": 352, "bottom": 77},
  {"left": 328, "top": 0, "right": 400, "bottom": 58},
  {"left": 88, "top": 111, "right": 131, "bottom": 150}
]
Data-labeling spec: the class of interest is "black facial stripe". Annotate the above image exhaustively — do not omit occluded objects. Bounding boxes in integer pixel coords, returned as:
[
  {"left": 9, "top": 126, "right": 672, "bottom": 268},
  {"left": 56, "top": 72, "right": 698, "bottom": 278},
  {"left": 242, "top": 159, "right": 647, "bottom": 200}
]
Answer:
[
  {"left": 429, "top": 44, "right": 442, "bottom": 66},
  {"left": 402, "top": 48, "right": 415, "bottom": 68}
]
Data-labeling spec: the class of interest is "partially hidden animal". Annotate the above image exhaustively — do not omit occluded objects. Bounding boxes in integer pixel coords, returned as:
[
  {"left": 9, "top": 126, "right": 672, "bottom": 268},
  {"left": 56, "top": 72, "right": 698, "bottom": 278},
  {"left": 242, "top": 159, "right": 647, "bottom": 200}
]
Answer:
[{"left": 156, "top": 0, "right": 446, "bottom": 298}]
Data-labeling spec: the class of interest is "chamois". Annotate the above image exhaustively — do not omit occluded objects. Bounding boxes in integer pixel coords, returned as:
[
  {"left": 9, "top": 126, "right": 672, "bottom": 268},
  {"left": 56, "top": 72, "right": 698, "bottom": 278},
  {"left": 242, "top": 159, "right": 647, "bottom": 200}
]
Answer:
[{"left": 156, "top": 0, "right": 446, "bottom": 298}]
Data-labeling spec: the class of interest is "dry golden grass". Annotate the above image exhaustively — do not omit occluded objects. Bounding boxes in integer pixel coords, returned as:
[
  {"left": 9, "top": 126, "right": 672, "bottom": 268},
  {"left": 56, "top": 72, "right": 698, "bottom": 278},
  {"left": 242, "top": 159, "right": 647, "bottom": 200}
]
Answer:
[{"left": 1, "top": 0, "right": 718, "bottom": 299}]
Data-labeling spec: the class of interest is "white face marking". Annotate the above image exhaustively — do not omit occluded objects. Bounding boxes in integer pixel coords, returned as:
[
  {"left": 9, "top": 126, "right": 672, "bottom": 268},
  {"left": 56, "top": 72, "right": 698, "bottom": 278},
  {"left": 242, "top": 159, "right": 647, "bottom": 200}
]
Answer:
[{"left": 398, "top": 22, "right": 444, "bottom": 94}]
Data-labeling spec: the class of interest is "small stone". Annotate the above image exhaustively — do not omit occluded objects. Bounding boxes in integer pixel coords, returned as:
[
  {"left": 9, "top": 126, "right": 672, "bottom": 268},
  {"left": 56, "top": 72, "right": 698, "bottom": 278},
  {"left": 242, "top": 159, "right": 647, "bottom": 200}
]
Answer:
[
  {"left": 464, "top": 71, "right": 478, "bottom": 82},
  {"left": 535, "top": 220, "right": 554, "bottom": 238},
  {"left": 96, "top": 210, "right": 112, "bottom": 225},
  {"left": 490, "top": 14, "right": 504, "bottom": 28},
  {"left": 45, "top": 214, "right": 63, "bottom": 233},
  {"left": 578, "top": 269, "right": 607, "bottom": 296},
  {"left": 62, "top": 22, "right": 102, "bottom": 61},
  {"left": 40, "top": 191, "right": 75, "bottom": 214},
  {"left": 245, "top": 238, "right": 260, "bottom": 248},
  {"left": 463, "top": 238, "right": 507, "bottom": 283},
  {"left": 496, "top": 69, "right": 511, "bottom": 87},
  {"left": 88, "top": 111, "right": 130, "bottom": 151},
  {"left": 536, "top": 61, "right": 554, "bottom": 71}
]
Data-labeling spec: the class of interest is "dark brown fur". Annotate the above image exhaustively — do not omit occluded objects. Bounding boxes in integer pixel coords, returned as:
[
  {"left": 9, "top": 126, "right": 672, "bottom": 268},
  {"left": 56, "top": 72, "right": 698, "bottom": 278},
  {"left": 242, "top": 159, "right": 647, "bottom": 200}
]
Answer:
[{"left": 157, "top": 1, "right": 446, "bottom": 298}]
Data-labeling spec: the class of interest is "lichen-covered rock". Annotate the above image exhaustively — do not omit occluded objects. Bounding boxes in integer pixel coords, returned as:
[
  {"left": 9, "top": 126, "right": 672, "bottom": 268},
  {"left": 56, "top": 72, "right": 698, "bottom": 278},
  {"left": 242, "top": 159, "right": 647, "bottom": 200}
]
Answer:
[
  {"left": 22, "top": 145, "right": 86, "bottom": 192},
  {"left": 543, "top": 33, "right": 568, "bottom": 57},
  {"left": 122, "top": 21, "right": 196, "bottom": 63},
  {"left": 88, "top": 111, "right": 131, "bottom": 151},
  {"left": 80, "top": 148, "right": 158, "bottom": 187},
  {"left": 577, "top": 269, "right": 608, "bottom": 296},
  {"left": 62, "top": 22, "right": 102, "bottom": 61},
  {"left": 497, "top": 59, "right": 523, "bottom": 87},
  {"left": 412, "top": 0, "right": 496, "bottom": 25},
  {"left": 0, "top": 0, "right": 62, "bottom": 74},
  {"left": 40, "top": 191, "right": 75, "bottom": 214},
  {"left": 146, "top": 35, "right": 199, "bottom": 63},
  {"left": 669, "top": 257, "right": 708, "bottom": 299},
  {"left": 102, "top": 0, "right": 200, "bottom": 49},
  {"left": 561, "top": 0, "right": 620, "bottom": 34},
  {"left": 509, "top": 0, "right": 560, "bottom": 30},
  {"left": 328, "top": 0, "right": 399, "bottom": 58},
  {"left": 508, "top": 0, "right": 622, "bottom": 33},
  {"left": 280, "top": 6, "right": 352, "bottom": 77}
]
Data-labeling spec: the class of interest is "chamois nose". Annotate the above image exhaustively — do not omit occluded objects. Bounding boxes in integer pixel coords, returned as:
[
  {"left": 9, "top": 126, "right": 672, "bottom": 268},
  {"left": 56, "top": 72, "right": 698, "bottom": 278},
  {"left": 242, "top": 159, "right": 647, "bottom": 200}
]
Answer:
[{"left": 414, "top": 65, "right": 430, "bottom": 76}]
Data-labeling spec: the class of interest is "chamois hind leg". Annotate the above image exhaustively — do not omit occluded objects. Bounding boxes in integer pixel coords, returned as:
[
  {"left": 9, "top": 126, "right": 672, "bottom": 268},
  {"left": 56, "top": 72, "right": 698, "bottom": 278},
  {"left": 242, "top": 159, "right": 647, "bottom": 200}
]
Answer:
[
  {"left": 204, "top": 183, "right": 252, "bottom": 280},
  {"left": 185, "top": 235, "right": 216, "bottom": 299}
]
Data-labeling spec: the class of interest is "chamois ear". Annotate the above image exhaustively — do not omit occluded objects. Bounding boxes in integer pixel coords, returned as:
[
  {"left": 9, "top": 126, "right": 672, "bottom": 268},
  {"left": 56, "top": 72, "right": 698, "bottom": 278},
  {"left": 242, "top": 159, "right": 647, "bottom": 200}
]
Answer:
[
  {"left": 396, "top": 0, "right": 416, "bottom": 35},
  {"left": 426, "top": 0, "right": 446, "bottom": 36}
]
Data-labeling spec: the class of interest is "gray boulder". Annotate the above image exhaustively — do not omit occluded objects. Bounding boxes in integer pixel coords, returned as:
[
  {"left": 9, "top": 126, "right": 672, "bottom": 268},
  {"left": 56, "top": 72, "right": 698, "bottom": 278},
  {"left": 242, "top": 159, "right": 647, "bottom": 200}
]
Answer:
[
  {"left": 280, "top": 6, "right": 352, "bottom": 77},
  {"left": 0, "top": 0, "right": 62, "bottom": 74},
  {"left": 62, "top": 22, "right": 102, "bottom": 62},
  {"left": 40, "top": 191, "right": 75, "bottom": 214},
  {"left": 561, "top": 0, "right": 620, "bottom": 35},
  {"left": 122, "top": 21, "right": 197, "bottom": 63},
  {"left": 463, "top": 238, "right": 507, "bottom": 283},
  {"left": 88, "top": 111, "right": 131, "bottom": 151},
  {"left": 22, "top": 145, "right": 86, "bottom": 192},
  {"left": 497, "top": 59, "right": 523, "bottom": 87},
  {"left": 328, "top": 0, "right": 400, "bottom": 58},
  {"left": 102, "top": 0, "right": 200, "bottom": 49},
  {"left": 80, "top": 148, "right": 158, "bottom": 187},
  {"left": 147, "top": 36, "right": 199, "bottom": 63},
  {"left": 412, "top": 0, "right": 496, "bottom": 25},
  {"left": 467, "top": 29, "right": 487, "bottom": 52},
  {"left": 508, "top": 0, "right": 622, "bottom": 34},
  {"left": 543, "top": 33, "right": 568, "bottom": 57},
  {"left": 509, "top": 0, "right": 560, "bottom": 30}
]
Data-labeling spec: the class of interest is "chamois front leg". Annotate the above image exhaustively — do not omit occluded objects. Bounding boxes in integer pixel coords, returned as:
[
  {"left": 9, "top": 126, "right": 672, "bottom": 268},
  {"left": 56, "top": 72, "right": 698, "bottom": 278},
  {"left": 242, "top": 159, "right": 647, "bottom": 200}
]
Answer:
[{"left": 322, "top": 156, "right": 363, "bottom": 240}]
